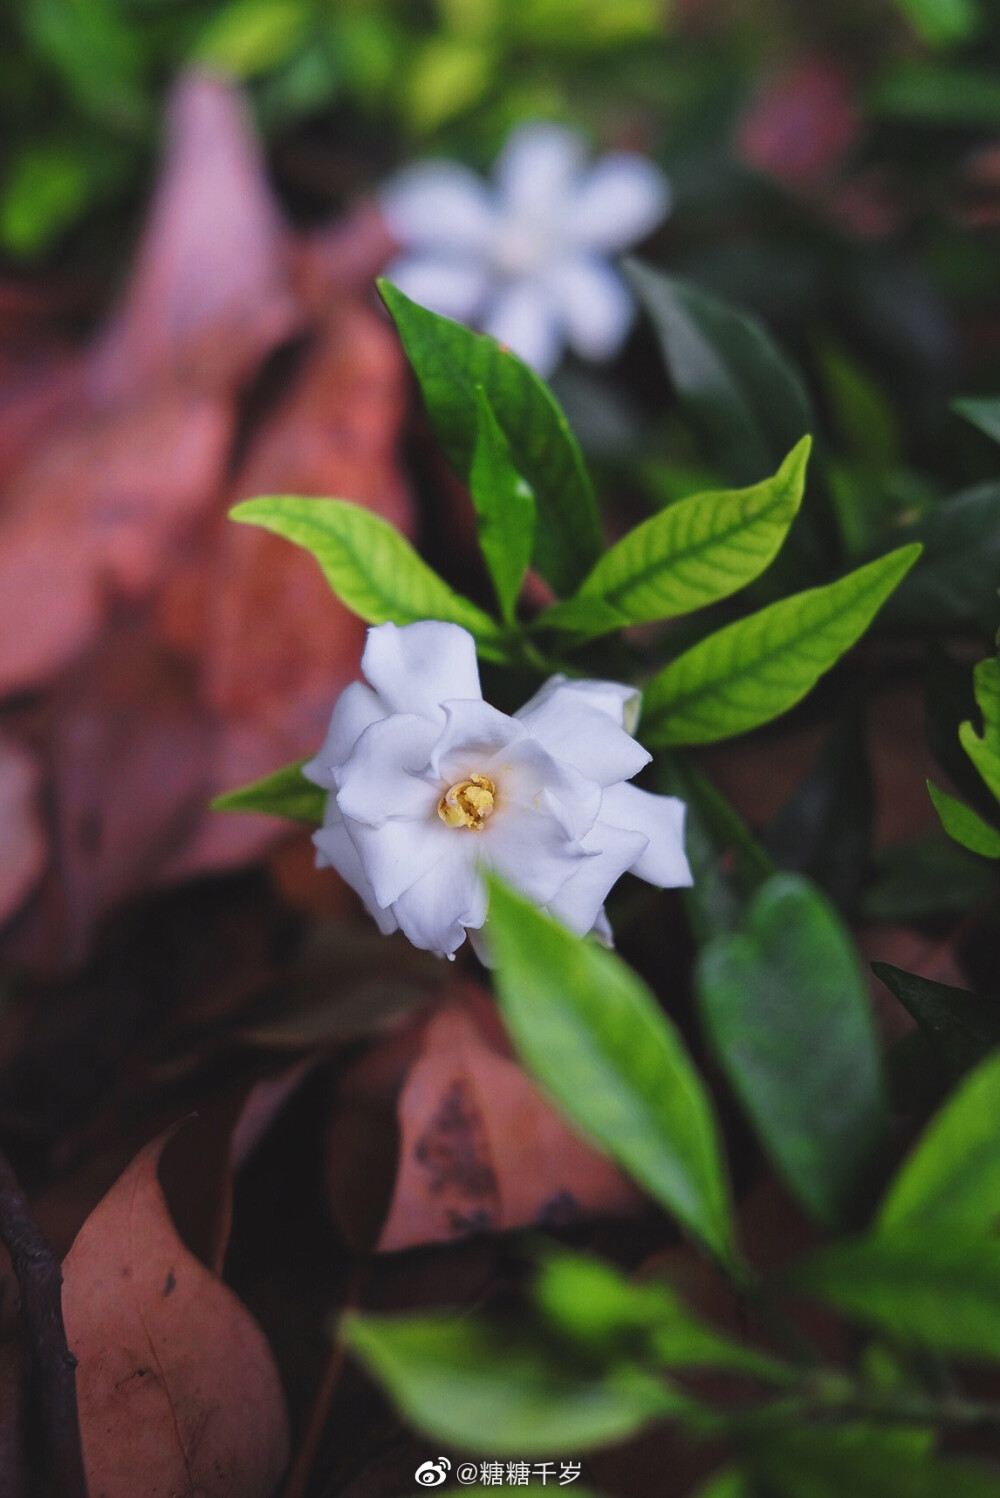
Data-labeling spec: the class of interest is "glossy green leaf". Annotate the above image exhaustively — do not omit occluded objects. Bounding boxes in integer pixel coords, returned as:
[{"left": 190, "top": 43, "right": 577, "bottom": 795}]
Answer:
[
  {"left": 798, "top": 1231, "right": 1000, "bottom": 1360},
  {"left": 751, "top": 1426, "right": 1000, "bottom": 1498},
  {"left": 487, "top": 879, "right": 736, "bottom": 1265},
  {"left": 342, "top": 1313, "right": 679, "bottom": 1455},
  {"left": 379, "top": 279, "right": 601, "bottom": 594},
  {"left": 536, "top": 438, "right": 811, "bottom": 638},
  {"left": 928, "top": 781, "right": 1000, "bottom": 858},
  {"left": 641, "top": 545, "right": 921, "bottom": 747},
  {"left": 470, "top": 386, "right": 536, "bottom": 622},
  {"left": 879, "top": 1049, "right": 1000, "bottom": 1234},
  {"left": 230, "top": 495, "right": 506, "bottom": 657},
  {"left": 626, "top": 260, "right": 812, "bottom": 484},
  {"left": 960, "top": 656, "right": 1000, "bottom": 803},
  {"left": 872, "top": 961, "right": 1000, "bottom": 1079},
  {"left": 211, "top": 758, "right": 324, "bottom": 825},
  {"left": 954, "top": 394, "right": 1000, "bottom": 444},
  {"left": 697, "top": 874, "right": 887, "bottom": 1226}
]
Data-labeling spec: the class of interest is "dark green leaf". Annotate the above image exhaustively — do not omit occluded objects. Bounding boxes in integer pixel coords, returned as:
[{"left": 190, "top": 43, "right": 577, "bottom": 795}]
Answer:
[
  {"left": 879, "top": 1048, "right": 1000, "bottom": 1233},
  {"left": 928, "top": 781, "right": 1000, "bottom": 858},
  {"left": 379, "top": 279, "right": 601, "bottom": 594},
  {"left": 230, "top": 495, "right": 506, "bottom": 657},
  {"left": 536, "top": 438, "right": 810, "bottom": 638},
  {"left": 626, "top": 260, "right": 812, "bottom": 485},
  {"left": 342, "top": 1313, "right": 679, "bottom": 1454},
  {"left": 468, "top": 386, "right": 536, "bottom": 622},
  {"left": 872, "top": 61, "right": 1000, "bottom": 126},
  {"left": 873, "top": 961, "right": 1000, "bottom": 1078},
  {"left": 211, "top": 757, "right": 324, "bottom": 825},
  {"left": 862, "top": 836, "right": 995, "bottom": 921},
  {"left": 487, "top": 879, "right": 737, "bottom": 1265},
  {"left": 954, "top": 394, "right": 1000, "bottom": 444},
  {"left": 697, "top": 874, "right": 887, "bottom": 1226},
  {"left": 751, "top": 1426, "right": 1000, "bottom": 1498},
  {"left": 890, "top": 0, "right": 980, "bottom": 45},
  {"left": 641, "top": 545, "right": 921, "bottom": 747},
  {"left": 885, "top": 483, "right": 1000, "bottom": 633}
]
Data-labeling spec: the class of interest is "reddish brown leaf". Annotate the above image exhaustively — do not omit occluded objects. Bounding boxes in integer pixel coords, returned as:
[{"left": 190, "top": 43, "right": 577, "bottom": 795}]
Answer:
[
  {"left": 0, "top": 733, "right": 47, "bottom": 928},
  {"left": 62, "top": 1129, "right": 289, "bottom": 1498}
]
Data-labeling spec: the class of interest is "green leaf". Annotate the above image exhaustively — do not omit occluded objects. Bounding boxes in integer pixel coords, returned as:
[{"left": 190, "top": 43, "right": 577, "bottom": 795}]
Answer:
[
  {"left": 879, "top": 1049, "right": 1000, "bottom": 1234},
  {"left": 890, "top": 0, "right": 979, "bottom": 45},
  {"left": 862, "top": 836, "right": 994, "bottom": 922},
  {"left": 751, "top": 1426, "right": 1000, "bottom": 1498},
  {"left": 342, "top": 1313, "right": 679, "bottom": 1454},
  {"left": 229, "top": 495, "right": 506, "bottom": 657},
  {"left": 872, "top": 61, "right": 1000, "bottom": 127},
  {"left": 872, "top": 961, "right": 1000, "bottom": 1079},
  {"left": 486, "top": 879, "right": 736, "bottom": 1265},
  {"left": 953, "top": 394, "right": 1000, "bottom": 444},
  {"left": 885, "top": 484, "right": 1000, "bottom": 632},
  {"left": 960, "top": 657, "right": 1000, "bottom": 803},
  {"left": 928, "top": 781, "right": 1000, "bottom": 858},
  {"left": 697, "top": 874, "right": 887, "bottom": 1227},
  {"left": 641, "top": 545, "right": 922, "bottom": 747},
  {"left": 536, "top": 438, "right": 811, "bottom": 638},
  {"left": 469, "top": 387, "right": 536, "bottom": 622},
  {"left": 379, "top": 280, "right": 601, "bottom": 594},
  {"left": 211, "top": 758, "right": 325, "bottom": 825},
  {"left": 797, "top": 1231, "right": 1000, "bottom": 1360},
  {"left": 626, "top": 261, "right": 812, "bottom": 485},
  {"left": 535, "top": 1251, "right": 789, "bottom": 1382},
  {"left": 691, "top": 1471, "right": 750, "bottom": 1498}
]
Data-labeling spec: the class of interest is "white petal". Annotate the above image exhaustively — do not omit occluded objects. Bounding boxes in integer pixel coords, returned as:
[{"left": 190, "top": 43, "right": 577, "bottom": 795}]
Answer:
[
  {"left": 303, "top": 681, "right": 384, "bottom": 788},
  {"left": 346, "top": 814, "right": 454, "bottom": 909},
  {"left": 545, "top": 820, "right": 649, "bottom": 935},
  {"left": 483, "top": 279, "right": 563, "bottom": 375},
  {"left": 481, "top": 804, "right": 590, "bottom": 906},
  {"left": 361, "top": 621, "right": 482, "bottom": 719},
  {"left": 488, "top": 737, "right": 602, "bottom": 844},
  {"left": 379, "top": 161, "right": 497, "bottom": 252},
  {"left": 567, "top": 153, "right": 670, "bottom": 251},
  {"left": 494, "top": 122, "right": 586, "bottom": 219},
  {"left": 313, "top": 801, "right": 398, "bottom": 935},
  {"left": 600, "top": 782, "right": 692, "bottom": 887},
  {"left": 515, "top": 682, "right": 649, "bottom": 786},
  {"left": 545, "top": 255, "right": 634, "bottom": 362},
  {"left": 516, "top": 673, "right": 641, "bottom": 732},
  {"left": 381, "top": 252, "right": 492, "bottom": 326},
  {"left": 428, "top": 699, "right": 522, "bottom": 783},
  {"left": 391, "top": 841, "right": 486, "bottom": 958},
  {"left": 335, "top": 714, "right": 440, "bottom": 825}
]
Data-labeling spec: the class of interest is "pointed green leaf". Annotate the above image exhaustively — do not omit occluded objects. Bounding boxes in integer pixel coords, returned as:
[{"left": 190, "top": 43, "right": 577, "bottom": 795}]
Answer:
[
  {"left": 536, "top": 438, "right": 811, "bottom": 638},
  {"left": 954, "top": 394, "right": 1000, "bottom": 444},
  {"left": 960, "top": 656, "right": 1000, "bottom": 803},
  {"left": 879, "top": 1049, "right": 1000, "bottom": 1234},
  {"left": 797, "top": 1231, "right": 1000, "bottom": 1360},
  {"left": 928, "top": 780, "right": 1000, "bottom": 858},
  {"left": 470, "top": 386, "right": 536, "bottom": 622},
  {"left": 342, "top": 1313, "right": 679, "bottom": 1455},
  {"left": 872, "top": 961, "right": 1000, "bottom": 1079},
  {"left": 641, "top": 544, "right": 922, "bottom": 747},
  {"left": 229, "top": 495, "right": 507, "bottom": 658},
  {"left": 626, "top": 260, "right": 812, "bottom": 484},
  {"left": 697, "top": 874, "right": 887, "bottom": 1227},
  {"left": 486, "top": 878, "right": 736, "bottom": 1265},
  {"left": 211, "top": 757, "right": 325, "bottom": 825},
  {"left": 379, "top": 279, "right": 601, "bottom": 594}
]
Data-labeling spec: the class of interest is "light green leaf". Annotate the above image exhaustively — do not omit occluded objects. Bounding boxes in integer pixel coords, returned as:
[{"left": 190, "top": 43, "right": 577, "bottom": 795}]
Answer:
[
  {"left": 641, "top": 544, "right": 921, "bottom": 747},
  {"left": 691, "top": 1471, "right": 750, "bottom": 1498},
  {"left": 928, "top": 780, "right": 1000, "bottom": 858},
  {"left": 486, "top": 879, "right": 736, "bottom": 1265},
  {"left": 890, "top": 0, "right": 979, "bottom": 45},
  {"left": 192, "top": 0, "right": 311, "bottom": 77},
  {"left": 379, "top": 280, "right": 601, "bottom": 594},
  {"left": 342, "top": 1313, "right": 679, "bottom": 1454},
  {"left": 626, "top": 261, "right": 812, "bottom": 485},
  {"left": 211, "top": 758, "right": 325, "bottom": 825},
  {"left": 960, "top": 657, "right": 1000, "bottom": 803},
  {"left": 470, "top": 386, "right": 536, "bottom": 622},
  {"left": 230, "top": 495, "right": 506, "bottom": 658},
  {"left": 697, "top": 874, "right": 887, "bottom": 1227},
  {"left": 536, "top": 438, "right": 811, "bottom": 638},
  {"left": 879, "top": 1049, "right": 1000, "bottom": 1234},
  {"left": 797, "top": 1231, "right": 1000, "bottom": 1360}
]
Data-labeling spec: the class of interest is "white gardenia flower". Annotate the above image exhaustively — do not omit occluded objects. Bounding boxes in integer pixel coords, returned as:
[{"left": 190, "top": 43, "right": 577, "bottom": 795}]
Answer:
[
  {"left": 304, "top": 620, "right": 691, "bottom": 960},
  {"left": 379, "top": 121, "right": 670, "bottom": 376}
]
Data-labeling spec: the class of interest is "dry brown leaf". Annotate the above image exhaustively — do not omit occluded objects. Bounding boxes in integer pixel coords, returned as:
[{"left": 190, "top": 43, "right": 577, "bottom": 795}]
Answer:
[
  {"left": 0, "top": 733, "right": 47, "bottom": 927},
  {"left": 326, "top": 986, "right": 643, "bottom": 1253},
  {"left": 63, "top": 1129, "right": 289, "bottom": 1498}
]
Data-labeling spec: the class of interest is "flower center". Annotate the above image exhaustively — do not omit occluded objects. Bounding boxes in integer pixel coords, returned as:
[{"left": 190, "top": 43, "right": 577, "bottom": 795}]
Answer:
[{"left": 437, "top": 773, "right": 497, "bottom": 831}]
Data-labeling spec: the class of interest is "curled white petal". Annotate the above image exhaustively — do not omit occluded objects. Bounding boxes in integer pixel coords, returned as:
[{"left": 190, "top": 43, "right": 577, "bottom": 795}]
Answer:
[
  {"left": 545, "top": 820, "right": 649, "bottom": 936},
  {"left": 546, "top": 255, "right": 635, "bottom": 362},
  {"left": 600, "top": 782, "right": 692, "bottom": 887},
  {"left": 392, "top": 841, "right": 486, "bottom": 958},
  {"left": 567, "top": 153, "right": 670, "bottom": 250},
  {"left": 304, "top": 680, "right": 383, "bottom": 788},
  {"left": 483, "top": 278, "right": 563, "bottom": 375},
  {"left": 516, "top": 674, "right": 642, "bottom": 732},
  {"left": 345, "top": 814, "right": 453, "bottom": 910},
  {"left": 335, "top": 714, "right": 440, "bottom": 825},
  {"left": 313, "top": 801, "right": 398, "bottom": 935},
  {"left": 361, "top": 620, "right": 482, "bottom": 719},
  {"left": 381, "top": 253, "right": 491, "bottom": 325},
  {"left": 379, "top": 160, "right": 497, "bottom": 252},
  {"left": 428, "top": 699, "right": 523, "bottom": 783},
  {"left": 514, "top": 678, "right": 650, "bottom": 786}
]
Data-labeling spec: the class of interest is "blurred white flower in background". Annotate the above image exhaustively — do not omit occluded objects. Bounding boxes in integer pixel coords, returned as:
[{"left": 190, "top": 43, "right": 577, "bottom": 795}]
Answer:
[
  {"left": 305, "top": 620, "right": 691, "bottom": 959},
  {"left": 379, "top": 122, "right": 670, "bottom": 375}
]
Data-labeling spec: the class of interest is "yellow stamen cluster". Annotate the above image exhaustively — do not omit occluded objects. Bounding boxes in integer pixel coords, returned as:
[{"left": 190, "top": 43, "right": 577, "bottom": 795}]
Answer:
[{"left": 437, "top": 773, "right": 497, "bottom": 831}]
